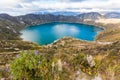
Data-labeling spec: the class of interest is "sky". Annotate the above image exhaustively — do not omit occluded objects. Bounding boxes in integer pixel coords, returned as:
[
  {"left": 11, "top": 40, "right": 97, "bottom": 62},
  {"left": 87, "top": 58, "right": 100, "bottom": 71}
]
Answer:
[{"left": 0, "top": 0, "right": 120, "bottom": 15}]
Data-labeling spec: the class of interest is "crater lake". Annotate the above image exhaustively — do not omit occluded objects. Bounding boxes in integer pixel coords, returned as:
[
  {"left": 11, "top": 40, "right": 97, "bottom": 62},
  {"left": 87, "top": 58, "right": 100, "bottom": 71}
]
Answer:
[{"left": 20, "top": 22, "right": 103, "bottom": 45}]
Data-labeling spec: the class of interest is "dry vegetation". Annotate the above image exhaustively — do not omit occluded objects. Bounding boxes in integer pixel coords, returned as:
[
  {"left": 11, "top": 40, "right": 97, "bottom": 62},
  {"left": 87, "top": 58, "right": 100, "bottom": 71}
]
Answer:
[{"left": 0, "top": 37, "right": 119, "bottom": 80}]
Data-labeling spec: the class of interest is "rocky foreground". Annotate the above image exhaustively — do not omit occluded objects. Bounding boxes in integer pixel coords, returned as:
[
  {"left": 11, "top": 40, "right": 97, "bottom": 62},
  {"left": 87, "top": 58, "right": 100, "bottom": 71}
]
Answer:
[{"left": 0, "top": 37, "right": 120, "bottom": 80}]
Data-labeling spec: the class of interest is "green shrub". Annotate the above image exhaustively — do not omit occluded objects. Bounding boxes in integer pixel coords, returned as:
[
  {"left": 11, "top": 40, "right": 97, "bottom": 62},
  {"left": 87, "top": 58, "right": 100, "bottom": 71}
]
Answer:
[
  {"left": 10, "top": 51, "right": 68, "bottom": 80},
  {"left": 10, "top": 51, "right": 52, "bottom": 80}
]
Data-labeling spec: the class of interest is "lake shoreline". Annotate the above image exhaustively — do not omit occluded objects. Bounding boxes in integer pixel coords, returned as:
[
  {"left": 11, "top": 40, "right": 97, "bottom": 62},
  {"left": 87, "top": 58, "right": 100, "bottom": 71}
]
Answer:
[{"left": 21, "top": 22, "right": 103, "bottom": 45}]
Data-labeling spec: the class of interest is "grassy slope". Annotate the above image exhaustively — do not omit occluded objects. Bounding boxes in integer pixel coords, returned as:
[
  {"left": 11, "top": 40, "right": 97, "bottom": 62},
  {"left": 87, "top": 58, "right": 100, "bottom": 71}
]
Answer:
[
  {"left": 84, "top": 19, "right": 120, "bottom": 42},
  {"left": 96, "top": 29, "right": 120, "bottom": 41},
  {"left": 0, "top": 37, "right": 120, "bottom": 79}
]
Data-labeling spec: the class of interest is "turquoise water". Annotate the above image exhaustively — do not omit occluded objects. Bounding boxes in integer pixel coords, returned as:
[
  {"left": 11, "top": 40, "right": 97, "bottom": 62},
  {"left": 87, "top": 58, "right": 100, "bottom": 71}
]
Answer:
[{"left": 21, "top": 22, "right": 103, "bottom": 45}]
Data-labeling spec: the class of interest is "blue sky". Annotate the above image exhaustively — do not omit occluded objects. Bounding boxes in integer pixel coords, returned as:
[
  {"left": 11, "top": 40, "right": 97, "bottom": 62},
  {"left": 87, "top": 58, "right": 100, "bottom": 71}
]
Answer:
[{"left": 0, "top": 0, "right": 120, "bottom": 15}]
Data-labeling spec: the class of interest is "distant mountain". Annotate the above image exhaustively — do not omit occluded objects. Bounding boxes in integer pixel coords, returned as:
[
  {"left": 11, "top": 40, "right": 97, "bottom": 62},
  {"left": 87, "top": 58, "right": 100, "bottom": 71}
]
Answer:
[
  {"left": 78, "top": 12, "right": 103, "bottom": 20},
  {"left": 16, "top": 14, "right": 81, "bottom": 25},
  {"left": 0, "top": 14, "right": 25, "bottom": 40},
  {"left": 104, "top": 12, "right": 120, "bottom": 18},
  {"left": 0, "top": 14, "right": 17, "bottom": 22},
  {"left": 0, "top": 13, "right": 11, "bottom": 18}
]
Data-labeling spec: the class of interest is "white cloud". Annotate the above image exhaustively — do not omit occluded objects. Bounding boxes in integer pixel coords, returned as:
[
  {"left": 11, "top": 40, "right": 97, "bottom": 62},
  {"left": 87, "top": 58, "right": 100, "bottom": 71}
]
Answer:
[{"left": 0, "top": 0, "right": 120, "bottom": 15}]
